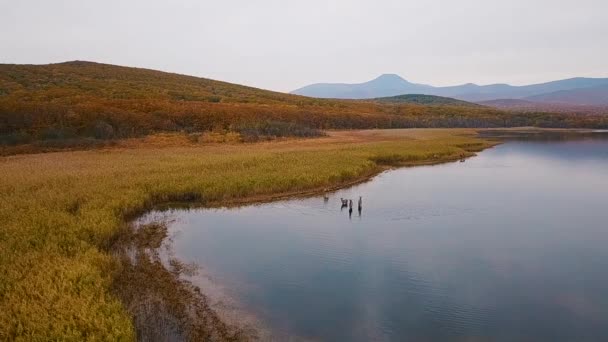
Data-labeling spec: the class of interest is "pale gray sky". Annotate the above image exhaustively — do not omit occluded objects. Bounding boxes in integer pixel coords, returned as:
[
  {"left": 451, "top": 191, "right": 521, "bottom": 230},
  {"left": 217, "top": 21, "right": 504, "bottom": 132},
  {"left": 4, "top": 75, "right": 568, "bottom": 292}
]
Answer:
[{"left": 1, "top": 0, "right": 607, "bottom": 92}]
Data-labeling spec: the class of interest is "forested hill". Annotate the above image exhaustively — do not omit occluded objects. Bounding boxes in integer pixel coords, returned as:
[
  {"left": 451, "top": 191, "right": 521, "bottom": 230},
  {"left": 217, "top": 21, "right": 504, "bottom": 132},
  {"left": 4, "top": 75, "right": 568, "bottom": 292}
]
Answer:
[
  {"left": 0, "top": 61, "right": 304, "bottom": 105},
  {"left": 1, "top": 61, "right": 607, "bottom": 147},
  {"left": 374, "top": 94, "right": 481, "bottom": 107}
]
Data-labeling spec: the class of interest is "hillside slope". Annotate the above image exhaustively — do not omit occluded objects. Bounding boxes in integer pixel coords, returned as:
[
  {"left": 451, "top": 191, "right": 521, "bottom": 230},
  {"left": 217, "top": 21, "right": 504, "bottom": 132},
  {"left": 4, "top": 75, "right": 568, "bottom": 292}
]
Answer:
[
  {"left": 0, "top": 60, "right": 310, "bottom": 105},
  {"left": 1, "top": 61, "right": 607, "bottom": 147}
]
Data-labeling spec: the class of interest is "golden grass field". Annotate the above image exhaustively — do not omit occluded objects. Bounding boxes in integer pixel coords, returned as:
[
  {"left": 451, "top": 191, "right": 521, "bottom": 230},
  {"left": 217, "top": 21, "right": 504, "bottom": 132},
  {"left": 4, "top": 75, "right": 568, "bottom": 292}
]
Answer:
[{"left": 0, "top": 129, "right": 494, "bottom": 341}]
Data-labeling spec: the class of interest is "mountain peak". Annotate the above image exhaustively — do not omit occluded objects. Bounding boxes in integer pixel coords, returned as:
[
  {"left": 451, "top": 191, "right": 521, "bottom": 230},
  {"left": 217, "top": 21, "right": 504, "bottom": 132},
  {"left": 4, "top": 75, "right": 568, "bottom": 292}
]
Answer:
[
  {"left": 373, "top": 74, "right": 408, "bottom": 83},
  {"left": 367, "top": 74, "right": 412, "bottom": 89}
]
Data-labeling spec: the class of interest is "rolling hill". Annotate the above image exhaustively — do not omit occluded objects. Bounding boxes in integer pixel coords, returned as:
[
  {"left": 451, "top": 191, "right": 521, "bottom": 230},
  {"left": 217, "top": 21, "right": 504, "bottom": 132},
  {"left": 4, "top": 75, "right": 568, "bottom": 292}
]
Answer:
[
  {"left": 374, "top": 94, "right": 481, "bottom": 107},
  {"left": 1, "top": 61, "right": 607, "bottom": 149}
]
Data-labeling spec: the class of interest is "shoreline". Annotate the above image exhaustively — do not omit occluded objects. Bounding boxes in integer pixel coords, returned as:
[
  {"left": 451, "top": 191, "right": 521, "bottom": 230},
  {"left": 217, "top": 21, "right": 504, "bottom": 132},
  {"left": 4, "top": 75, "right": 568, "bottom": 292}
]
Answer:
[
  {"left": 148, "top": 141, "right": 499, "bottom": 213},
  {"left": 107, "top": 127, "right": 608, "bottom": 340},
  {"left": 6, "top": 127, "right": 601, "bottom": 339},
  {"left": 114, "top": 137, "right": 499, "bottom": 341},
  {"left": 0, "top": 128, "right": 530, "bottom": 340}
]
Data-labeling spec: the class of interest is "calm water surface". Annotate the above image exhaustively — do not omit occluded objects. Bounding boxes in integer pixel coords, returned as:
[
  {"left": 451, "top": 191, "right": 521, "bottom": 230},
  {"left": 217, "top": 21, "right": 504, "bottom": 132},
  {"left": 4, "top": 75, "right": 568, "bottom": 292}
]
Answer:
[{"left": 141, "top": 138, "right": 608, "bottom": 341}]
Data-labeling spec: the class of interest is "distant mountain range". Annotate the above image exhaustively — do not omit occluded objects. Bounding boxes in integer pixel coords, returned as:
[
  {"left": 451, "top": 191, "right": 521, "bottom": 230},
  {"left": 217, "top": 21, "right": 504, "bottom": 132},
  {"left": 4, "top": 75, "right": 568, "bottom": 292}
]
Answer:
[{"left": 291, "top": 74, "right": 608, "bottom": 109}]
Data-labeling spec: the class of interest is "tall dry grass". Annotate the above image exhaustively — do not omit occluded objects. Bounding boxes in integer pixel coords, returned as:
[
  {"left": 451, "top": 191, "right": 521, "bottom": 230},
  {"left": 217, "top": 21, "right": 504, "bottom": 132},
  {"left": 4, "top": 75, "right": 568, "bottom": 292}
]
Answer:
[{"left": 0, "top": 129, "right": 492, "bottom": 340}]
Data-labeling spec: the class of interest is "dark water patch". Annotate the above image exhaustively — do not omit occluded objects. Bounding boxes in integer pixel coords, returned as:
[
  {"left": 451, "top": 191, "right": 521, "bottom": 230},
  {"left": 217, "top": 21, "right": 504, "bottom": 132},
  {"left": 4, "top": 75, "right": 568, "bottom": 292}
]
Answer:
[{"left": 135, "top": 136, "right": 608, "bottom": 341}]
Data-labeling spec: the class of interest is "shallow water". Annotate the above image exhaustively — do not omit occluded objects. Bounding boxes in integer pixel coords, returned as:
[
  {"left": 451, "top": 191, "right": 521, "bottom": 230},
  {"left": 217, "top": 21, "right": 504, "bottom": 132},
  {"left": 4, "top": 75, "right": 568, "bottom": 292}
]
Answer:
[{"left": 140, "top": 137, "right": 608, "bottom": 341}]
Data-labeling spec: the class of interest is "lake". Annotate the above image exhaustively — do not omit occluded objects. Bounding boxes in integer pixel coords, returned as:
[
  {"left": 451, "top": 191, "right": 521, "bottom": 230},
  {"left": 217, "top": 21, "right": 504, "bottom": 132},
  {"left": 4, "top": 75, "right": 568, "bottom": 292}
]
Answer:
[{"left": 138, "top": 136, "right": 608, "bottom": 341}]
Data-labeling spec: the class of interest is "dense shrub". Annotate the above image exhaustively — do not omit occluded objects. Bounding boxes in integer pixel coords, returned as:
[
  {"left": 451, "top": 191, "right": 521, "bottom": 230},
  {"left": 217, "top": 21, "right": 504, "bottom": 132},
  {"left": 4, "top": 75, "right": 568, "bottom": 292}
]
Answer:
[
  {"left": 233, "top": 120, "right": 325, "bottom": 142},
  {"left": 92, "top": 121, "right": 115, "bottom": 139},
  {"left": 39, "top": 127, "right": 77, "bottom": 140},
  {"left": 0, "top": 131, "right": 31, "bottom": 146}
]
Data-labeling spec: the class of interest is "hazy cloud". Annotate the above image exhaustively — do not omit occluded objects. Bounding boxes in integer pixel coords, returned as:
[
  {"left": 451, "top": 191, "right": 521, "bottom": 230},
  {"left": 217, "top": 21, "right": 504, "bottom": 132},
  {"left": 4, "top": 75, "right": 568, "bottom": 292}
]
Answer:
[{"left": 1, "top": 0, "right": 607, "bottom": 91}]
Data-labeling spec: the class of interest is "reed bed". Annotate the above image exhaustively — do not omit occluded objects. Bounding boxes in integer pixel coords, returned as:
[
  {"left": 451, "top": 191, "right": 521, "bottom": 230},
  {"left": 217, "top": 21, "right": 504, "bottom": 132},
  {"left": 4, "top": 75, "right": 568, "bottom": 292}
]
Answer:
[{"left": 0, "top": 129, "right": 492, "bottom": 340}]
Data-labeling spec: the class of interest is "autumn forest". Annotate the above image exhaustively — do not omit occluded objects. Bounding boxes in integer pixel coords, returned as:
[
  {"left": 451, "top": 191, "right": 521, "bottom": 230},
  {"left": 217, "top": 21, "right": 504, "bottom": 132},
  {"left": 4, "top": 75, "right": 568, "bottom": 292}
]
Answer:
[{"left": 2, "top": 61, "right": 607, "bottom": 150}]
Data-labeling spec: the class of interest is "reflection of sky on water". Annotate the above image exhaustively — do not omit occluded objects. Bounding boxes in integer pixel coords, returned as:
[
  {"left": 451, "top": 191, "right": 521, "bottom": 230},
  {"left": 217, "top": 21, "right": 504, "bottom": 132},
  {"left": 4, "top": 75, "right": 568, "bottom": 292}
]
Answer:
[{"left": 141, "top": 138, "right": 608, "bottom": 341}]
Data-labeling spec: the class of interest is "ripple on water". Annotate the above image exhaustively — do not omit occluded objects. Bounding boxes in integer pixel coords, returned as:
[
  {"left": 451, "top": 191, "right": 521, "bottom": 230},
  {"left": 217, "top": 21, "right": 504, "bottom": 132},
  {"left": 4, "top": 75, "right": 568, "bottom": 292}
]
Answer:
[{"left": 137, "top": 139, "right": 608, "bottom": 341}]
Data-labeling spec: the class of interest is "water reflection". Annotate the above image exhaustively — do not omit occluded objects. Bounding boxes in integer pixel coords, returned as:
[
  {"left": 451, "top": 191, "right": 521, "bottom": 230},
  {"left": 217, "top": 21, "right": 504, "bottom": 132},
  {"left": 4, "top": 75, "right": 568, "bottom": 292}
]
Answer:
[{"left": 140, "top": 136, "right": 608, "bottom": 341}]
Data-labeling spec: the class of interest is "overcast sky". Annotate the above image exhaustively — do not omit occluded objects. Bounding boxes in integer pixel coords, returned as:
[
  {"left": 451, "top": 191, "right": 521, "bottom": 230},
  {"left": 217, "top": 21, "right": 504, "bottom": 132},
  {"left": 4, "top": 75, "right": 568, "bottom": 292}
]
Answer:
[{"left": 1, "top": 0, "right": 607, "bottom": 92}]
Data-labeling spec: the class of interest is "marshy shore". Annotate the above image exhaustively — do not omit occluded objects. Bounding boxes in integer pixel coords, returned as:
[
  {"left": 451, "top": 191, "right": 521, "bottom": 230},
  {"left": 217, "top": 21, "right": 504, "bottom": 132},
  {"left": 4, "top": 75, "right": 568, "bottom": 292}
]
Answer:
[{"left": 1, "top": 128, "right": 496, "bottom": 340}]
